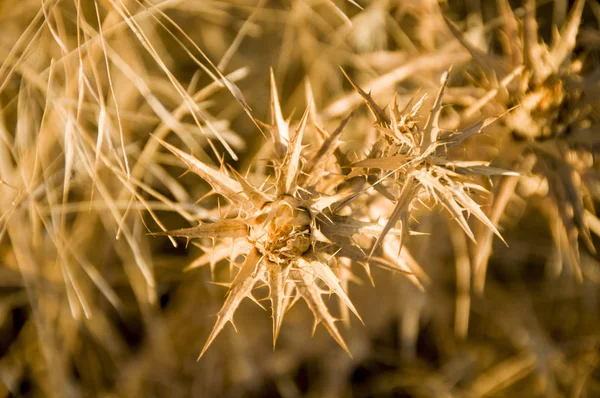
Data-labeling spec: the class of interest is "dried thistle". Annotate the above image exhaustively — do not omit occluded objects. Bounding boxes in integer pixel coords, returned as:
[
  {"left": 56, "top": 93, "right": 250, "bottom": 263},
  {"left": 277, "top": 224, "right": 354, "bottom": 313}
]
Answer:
[
  {"left": 154, "top": 75, "right": 421, "bottom": 357},
  {"left": 342, "top": 69, "right": 515, "bottom": 259},
  {"left": 445, "top": 0, "right": 599, "bottom": 284}
]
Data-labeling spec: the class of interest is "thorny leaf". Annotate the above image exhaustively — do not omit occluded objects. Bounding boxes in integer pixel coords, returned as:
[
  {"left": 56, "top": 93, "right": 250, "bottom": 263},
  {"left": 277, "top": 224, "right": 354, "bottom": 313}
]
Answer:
[
  {"left": 199, "top": 248, "right": 263, "bottom": 358},
  {"left": 300, "top": 257, "right": 363, "bottom": 324},
  {"left": 227, "top": 165, "right": 270, "bottom": 208},
  {"left": 270, "top": 68, "right": 290, "bottom": 154},
  {"left": 420, "top": 69, "right": 449, "bottom": 151},
  {"left": 415, "top": 171, "right": 476, "bottom": 242},
  {"left": 278, "top": 106, "right": 309, "bottom": 196},
  {"left": 340, "top": 67, "right": 390, "bottom": 126},
  {"left": 157, "top": 138, "right": 245, "bottom": 204},
  {"left": 185, "top": 239, "right": 252, "bottom": 273},
  {"left": 371, "top": 175, "right": 419, "bottom": 255},
  {"left": 304, "top": 113, "right": 353, "bottom": 184},
  {"left": 266, "top": 261, "right": 289, "bottom": 348},
  {"left": 290, "top": 268, "right": 351, "bottom": 355},
  {"left": 152, "top": 219, "right": 249, "bottom": 240}
]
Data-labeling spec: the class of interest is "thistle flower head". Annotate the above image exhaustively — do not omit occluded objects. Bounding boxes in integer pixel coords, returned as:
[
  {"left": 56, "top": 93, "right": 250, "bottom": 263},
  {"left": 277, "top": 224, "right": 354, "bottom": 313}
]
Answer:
[
  {"left": 343, "top": 69, "right": 515, "bottom": 256},
  {"left": 445, "top": 0, "right": 599, "bottom": 281},
  {"left": 153, "top": 76, "right": 390, "bottom": 358}
]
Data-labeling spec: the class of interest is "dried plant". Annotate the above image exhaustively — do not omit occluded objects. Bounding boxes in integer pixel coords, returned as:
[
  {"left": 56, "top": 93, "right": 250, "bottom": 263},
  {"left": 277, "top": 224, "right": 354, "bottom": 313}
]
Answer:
[
  {"left": 154, "top": 74, "right": 410, "bottom": 357},
  {"left": 1, "top": 0, "right": 599, "bottom": 396},
  {"left": 343, "top": 68, "right": 516, "bottom": 264},
  {"left": 445, "top": 0, "right": 600, "bottom": 286},
  {"left": 154, "top": 61, "right": 522, "bottom": 360}
]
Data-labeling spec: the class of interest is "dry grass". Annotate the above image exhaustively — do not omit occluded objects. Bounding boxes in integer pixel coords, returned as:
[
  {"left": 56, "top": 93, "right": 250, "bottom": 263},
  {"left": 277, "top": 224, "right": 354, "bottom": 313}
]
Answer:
[{"left": 0, "top": 0, "right": 598, "bottom": 397}]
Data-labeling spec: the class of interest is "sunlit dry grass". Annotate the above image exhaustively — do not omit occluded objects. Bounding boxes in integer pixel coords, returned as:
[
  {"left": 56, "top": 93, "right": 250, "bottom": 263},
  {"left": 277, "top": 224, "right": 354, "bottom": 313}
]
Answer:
[{"left": 0, "top": 0, "right": 598, "bottom": 397}]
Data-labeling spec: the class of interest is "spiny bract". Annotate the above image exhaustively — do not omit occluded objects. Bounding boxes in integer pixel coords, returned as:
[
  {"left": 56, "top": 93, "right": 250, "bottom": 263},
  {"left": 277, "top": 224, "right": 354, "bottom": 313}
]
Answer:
[
  {"left": 447, "top": 0, "right": 599, "bottom": 284},
  {"left": 343, "top": 69, "right": 516, "bottom": 260},
  {"left": 155, "top": 73, "right": 411, "bottom": 358}
]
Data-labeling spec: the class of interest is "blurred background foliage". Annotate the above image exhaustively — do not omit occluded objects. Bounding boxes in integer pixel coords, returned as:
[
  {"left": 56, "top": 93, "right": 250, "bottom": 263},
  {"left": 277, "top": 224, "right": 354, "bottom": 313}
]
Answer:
[{"left": 0, "top": 0, "right": 599, "bottom": 397}]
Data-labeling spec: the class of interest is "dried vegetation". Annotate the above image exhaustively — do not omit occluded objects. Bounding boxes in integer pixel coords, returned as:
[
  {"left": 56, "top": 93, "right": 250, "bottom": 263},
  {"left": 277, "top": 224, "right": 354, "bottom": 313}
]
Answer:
[{"left": 0, "top": 0, "right": 599, "bottom": 397}]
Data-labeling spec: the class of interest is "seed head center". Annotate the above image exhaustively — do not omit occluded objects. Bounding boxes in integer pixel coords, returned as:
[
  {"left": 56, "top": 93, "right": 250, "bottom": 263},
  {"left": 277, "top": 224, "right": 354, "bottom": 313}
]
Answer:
[{"left": 250, "top": 197, "right": 312, "bottom": 264}]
